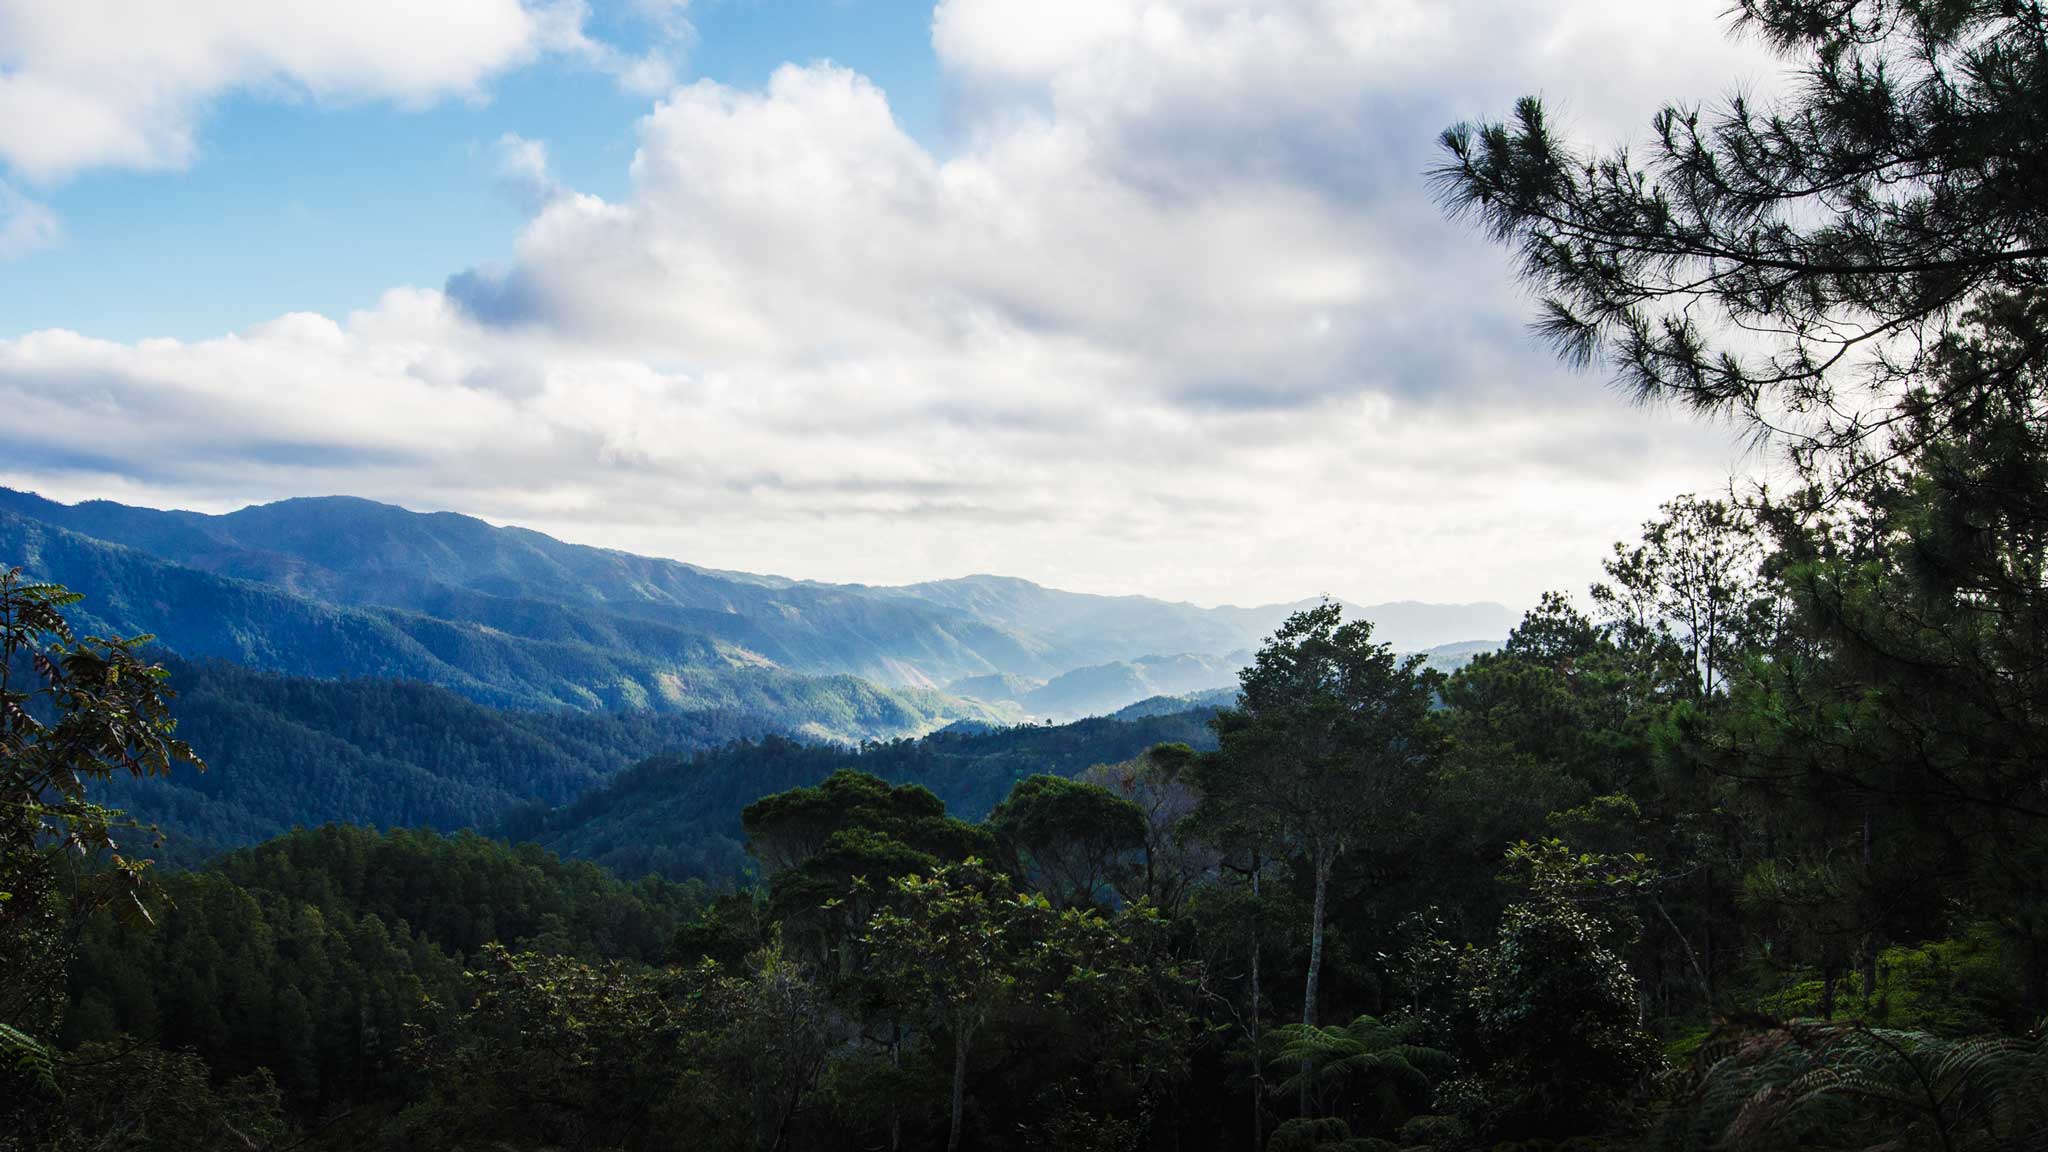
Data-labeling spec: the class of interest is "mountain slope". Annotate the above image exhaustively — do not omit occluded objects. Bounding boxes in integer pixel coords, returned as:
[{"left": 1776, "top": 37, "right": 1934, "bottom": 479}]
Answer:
[
  {"left": 1008, "top": 652, "right": 1244, "bottom": 720},
  {"left": 882, "top": 573, "right": 1516, "bottom": 660},
  {"left": 0, "top": 508, "right": 990, "bottom": 739},
  {"left": 0, "top": 490, "right": 1516, "bottom": 692},
  {"left": 98, "top": 659, "right": 775, "bottom": 865},
  {"left": 0, "top": 489, "right": 1047, "bottom": 686},
  {"left": 523, "top": 709, "right": 1223, "bottom": 882}
]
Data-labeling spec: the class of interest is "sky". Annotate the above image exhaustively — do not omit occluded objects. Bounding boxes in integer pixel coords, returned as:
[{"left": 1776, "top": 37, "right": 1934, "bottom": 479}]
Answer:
[{"left": 0, "top": 0, "right": 1793, "bottom": 611}]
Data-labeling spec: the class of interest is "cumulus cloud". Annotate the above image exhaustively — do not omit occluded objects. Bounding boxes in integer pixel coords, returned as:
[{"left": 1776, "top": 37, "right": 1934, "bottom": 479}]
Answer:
[
  {"left": 0, "top": 291, "right": 1751, "bottom": 605},
  {"left": 0, "top": 180, "right": 57, "bottom": 258},
  {"left": 1, "top": 0, "right": 1789, "bottom": 606},
  {"left": 449, "top": 0, "right": 1783, "bottom": 401},
  {"left": 0, "top": 0, "right": 683, "bottom": 181},
  {"left": 493, "top": 132, "right": 562, "bottom": 211},
  {"left": 544, "top": 0, "right": 695, "bottom": 96}
]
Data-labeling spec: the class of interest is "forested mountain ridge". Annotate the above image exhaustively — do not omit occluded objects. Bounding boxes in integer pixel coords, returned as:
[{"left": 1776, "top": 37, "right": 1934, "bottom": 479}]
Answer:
[
  {"left": 0, "top": 490, "right": 1495, "bottom": 867},
  {"left": 55, "top": 826, "right": 714, "bottom": 1127},
  {"left": 83, "top": 652, "right": 1222, "bottom": 870},
  {"left": 0, "top": 489, "right": 1044, "bottom": 689},
  {"left": 510, "top": 710, "right": 1222, "bottom": 883},
  {"left": 0, "top": 507, "right": 997, "bottom": 740},
  {"left": 950, "top": 641, "right": 1497, "bottom": 720},
  {"left": 92, "top": 658, "right": 778, "bottom": 866},
  {"left": 879, "top": 572, "right": 1514, "bottom": 664},
  {"left": 946, "top": 651, "right": 1248, "bottom": 719},
  {"left": 0, "top": 488, "right": 1513, "bottom": 705}
]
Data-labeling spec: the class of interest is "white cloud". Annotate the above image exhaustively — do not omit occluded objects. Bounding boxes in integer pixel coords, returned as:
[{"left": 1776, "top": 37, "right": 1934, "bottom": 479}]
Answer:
[
  {"left": 1, "top": 0, "right": 1791, "bottom": 607},
  {"left": 493, "top": 132, "right": 562, "bottom": 210},
  {"left": 0, "top": 291, "right": 1755, "bottom": 606},
  {"left": 0, "top": 0, "right": 682, "bottom": 181},
  {"left": 540, "top": 0, "right": 694, "bottom": 96},
  {"left": 0, "top": 180, "right": 57, "bottom": 257},
  {"left": 453, "top": 0, "right": 1784, "bottom": 394}
]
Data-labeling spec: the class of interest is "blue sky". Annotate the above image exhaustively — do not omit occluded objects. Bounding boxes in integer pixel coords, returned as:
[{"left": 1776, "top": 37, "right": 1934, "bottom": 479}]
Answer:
[
  {"left": 1, "top": 0, "right": 946, "bottom": 341},
  {"left": 0, "top": 0, "right": 1782, "bottom": 607}
]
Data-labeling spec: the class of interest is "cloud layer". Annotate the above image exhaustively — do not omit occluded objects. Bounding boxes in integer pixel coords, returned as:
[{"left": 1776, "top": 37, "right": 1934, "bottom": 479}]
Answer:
[
  {"left": 0, "top": 0, "right": 1787, "bottom": 608},
  {"left": 0, "top": 0, "right": 680, "bottom": 181},
  {"left": 0, "top": 179, "right": 57, "bottom": 257}
]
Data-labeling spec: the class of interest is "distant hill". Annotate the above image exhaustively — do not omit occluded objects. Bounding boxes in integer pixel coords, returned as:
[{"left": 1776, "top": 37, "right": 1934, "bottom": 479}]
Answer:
[
  {"left": 945, "top": 671, "right": 1043, "bottom": 705},
  {"left": 87, "top": 656, "right": 1220, "bottom": 871},
  {"left": 97, "top": 659, "right": 775, "bottom": 866},
  {"left": 1011, "top": 652, "right": 1243, "bottom": 720},
  {"left": 520, "top": 711, "right": 1222, "bottom": 883},
  {"left": 0, "top": 508, "right": 991, "bottom": 741},
  {"left": 1418, "top": 638, "right": 1500, "bottom": 672},
  {"left": 0, "top": 488, "right": 1043, "bottom": 689},
  {"left": 1, "top": 487, "right": 1518, "bottom": 720},
  {"left": 1111, "top": 687, "right": 1239, "bottom": 720},
  {"left": 883, "top": 572, "right": 1516, "bottom": 664},
  {"left": 952, "top": 643, "right": 1502, "bottom": 723},
  {"left": 947, "top": 655, "right": 1242, "bottom": 722}
]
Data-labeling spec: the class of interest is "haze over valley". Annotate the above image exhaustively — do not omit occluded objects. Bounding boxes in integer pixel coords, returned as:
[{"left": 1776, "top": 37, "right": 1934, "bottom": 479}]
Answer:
[{"left": 1, "top": 486, "right": 1513, "bottom": 732}]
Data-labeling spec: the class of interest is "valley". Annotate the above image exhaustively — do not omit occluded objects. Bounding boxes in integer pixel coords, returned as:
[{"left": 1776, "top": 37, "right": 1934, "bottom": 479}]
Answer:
[{"left": 3, "top": 487, "right": 1503, "bottom": 865}]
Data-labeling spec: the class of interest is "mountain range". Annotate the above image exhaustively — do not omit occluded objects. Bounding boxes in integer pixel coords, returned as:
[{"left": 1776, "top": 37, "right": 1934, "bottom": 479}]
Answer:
[
  {"left": 0, "top": 487, "right": 1516, "bottom": 726},
  {"left": 2, "top": 487, "right": 1518, "bottom": 867}
]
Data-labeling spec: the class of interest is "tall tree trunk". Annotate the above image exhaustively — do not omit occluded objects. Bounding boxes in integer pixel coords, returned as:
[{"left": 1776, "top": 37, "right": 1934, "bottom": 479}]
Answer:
[
  {"left": 1859, "top": 812, "right": 1880, "bottom": 1003},
  {"left": 889, "top": 1020, "right": 902, "bottom": 1152},
  {"left": 1651, "top": 895, "right": 1712, "bottom": 1013},
  {"left": 1249, "top": 851, "right": 1263, "bottom": 1150},
  {"left": 1701, "top": 859, "right": 1716, "bottom": 1012},
  {"left": 1300, "top": 849, "right": 1332, "bottom": 1115},
  {"left": 769, "top": 1065, "right": 808, "bottom": 1152},
  {"left": 948, "top": 1023, "right": 974, "bottom": 1152},
  {"left": 1303, "top": 852, "right": 1330, "bottom": 1029},
  {"left": 2025, "top": 934, "right": 2048, "bottom": 1021}
]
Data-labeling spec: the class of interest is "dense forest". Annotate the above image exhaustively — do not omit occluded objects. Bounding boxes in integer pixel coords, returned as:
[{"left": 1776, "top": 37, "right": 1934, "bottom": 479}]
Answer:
[
  {"left": 510, "top": 711, "right": 1220, "bottom": 883},
  {"left": 92, "top": 659, "right": 776, "bottom": 865},
  {"left": 7, "top": 1, "right": 2048, "bottom": 1149},
  {"left": 70, "top": 656, "right": 1218, "bottom": 871}
]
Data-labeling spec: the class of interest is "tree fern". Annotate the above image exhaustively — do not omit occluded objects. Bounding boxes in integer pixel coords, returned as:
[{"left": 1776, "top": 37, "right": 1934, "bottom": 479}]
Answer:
[
  {"left": 1265, "top": 1014, "right": 1448, "bottom": 1125},
  {"left": 1661, "top": 1020, "right": 2048, "bottom": 1151},
  {"left": 0, "top": 1021, "right": 58, "bottom": 1097}
]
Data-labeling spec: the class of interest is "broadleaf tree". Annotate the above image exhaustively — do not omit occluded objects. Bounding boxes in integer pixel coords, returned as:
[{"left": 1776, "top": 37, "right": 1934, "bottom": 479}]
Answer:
[{"left": 1199, "top": 602, "right": 1438, "bottom": 1110}]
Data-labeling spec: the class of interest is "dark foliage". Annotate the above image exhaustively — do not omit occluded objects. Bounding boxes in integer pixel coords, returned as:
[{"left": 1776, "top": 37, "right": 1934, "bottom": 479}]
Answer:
[
  {"left": 97, "top": 657, "right": 770, "bottom": 865},
  {"left": 523, "top": 712, "right": 1217, "bottom": 883}
]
